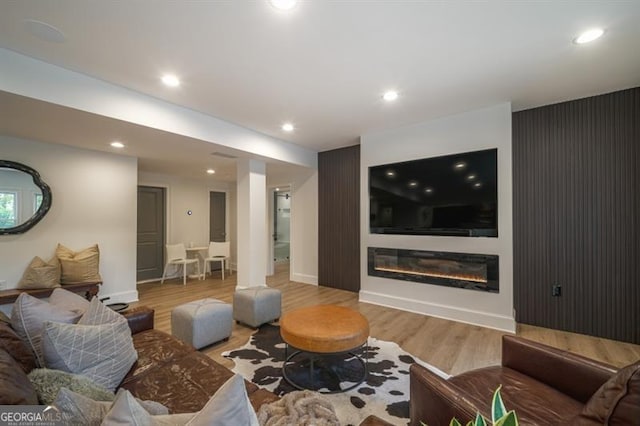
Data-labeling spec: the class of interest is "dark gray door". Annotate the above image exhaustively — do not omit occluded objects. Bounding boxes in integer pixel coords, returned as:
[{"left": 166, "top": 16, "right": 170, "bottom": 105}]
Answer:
[
  {"left": 137, "top": 186, "right": 165, "bottom": 281},
  {"left": 209, "top": 191, "right": 226, "bottom": 242}
]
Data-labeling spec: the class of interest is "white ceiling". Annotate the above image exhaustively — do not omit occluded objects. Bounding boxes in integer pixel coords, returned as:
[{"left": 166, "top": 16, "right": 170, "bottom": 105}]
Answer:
[{"left": 1, "top": 1, "right": 639, "bottom": 174}]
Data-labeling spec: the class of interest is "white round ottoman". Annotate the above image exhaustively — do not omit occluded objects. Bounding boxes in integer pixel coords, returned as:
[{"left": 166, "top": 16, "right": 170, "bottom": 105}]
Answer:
[
  {"left": 171, "top": 298, "right": 232, "bottom": 349},
  {"left": 233, "top": 287, "right": 282, "bottom": 328}
]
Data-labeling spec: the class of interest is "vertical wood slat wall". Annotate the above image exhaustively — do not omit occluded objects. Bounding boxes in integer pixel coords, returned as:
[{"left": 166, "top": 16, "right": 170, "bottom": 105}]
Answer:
[
  {"left": 513, "top": 87, "right": 639, "bottom": 344},
  {"left": 318, "top": 145, "right": 360, "bottom": 292}
]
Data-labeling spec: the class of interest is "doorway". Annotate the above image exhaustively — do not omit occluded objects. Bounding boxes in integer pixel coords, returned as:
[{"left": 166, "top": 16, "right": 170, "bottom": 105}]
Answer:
[
  {"left": 273, "top": 188, "right": 290, "bottom": 263},
  {"left": 136, "top": 186, "right": 166, "bottom": 282}
]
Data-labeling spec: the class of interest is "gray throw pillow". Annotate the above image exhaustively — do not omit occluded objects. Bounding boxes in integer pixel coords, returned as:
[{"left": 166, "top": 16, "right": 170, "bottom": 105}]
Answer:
[
  {"left": 101, "top": 389, "right": 155, "bottom": 426},
  {"left": 11, "top": 293, "right": 82, "bottom": 367},
  {"left": 78, "top": 296, "right": 126, "bottom": 326},
  {"left": 49, "top": 288, "right": 91, "bottom": 315},
  {"left": 28, "top": 368, "right": 114, "bottom": 405},
  {"left": 186, "top": 374, "right": 259, "bottom": 426},
  {"left": 100, "top": 375, "right": 257, "bottom": 426},
  {"left": 53, "top": 388, "right": 169, "bottom": 426},
  {"left": 41, "top": 320, "right": 137, "bottom": 392},
  {"left": 53, "top": 387, "right": 110, "bottom": 426}
]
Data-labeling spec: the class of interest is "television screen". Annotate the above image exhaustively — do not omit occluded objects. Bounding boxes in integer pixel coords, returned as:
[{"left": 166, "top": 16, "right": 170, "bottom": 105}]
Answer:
[{"left": 369, "top": 148, "right": 498, "bottom": 237}]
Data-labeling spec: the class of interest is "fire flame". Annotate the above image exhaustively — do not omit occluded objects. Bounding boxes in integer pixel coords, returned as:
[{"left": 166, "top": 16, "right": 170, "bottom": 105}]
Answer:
[{"left": 374, "top": 266, "right": 487, "bottom": 283}]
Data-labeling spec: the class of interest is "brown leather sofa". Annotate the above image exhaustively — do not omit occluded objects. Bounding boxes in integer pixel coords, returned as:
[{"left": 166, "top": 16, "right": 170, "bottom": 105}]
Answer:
[
  {"left": 119, "top": 307, "right": 280, "bottom": 412},
  {"left": 0, "top": 306, "right": 278, "bottom": 411},
  {"left": 1, "top": 305, "right": 392, "bottom": 425},
  {"left": 410, "top": 335, "right": 640, "bottom": 425}
]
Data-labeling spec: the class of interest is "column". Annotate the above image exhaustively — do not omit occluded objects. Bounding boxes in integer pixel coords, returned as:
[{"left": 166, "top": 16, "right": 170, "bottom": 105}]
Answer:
[{"left": 236, "top": 159, "right": 267, "bottom": 289}]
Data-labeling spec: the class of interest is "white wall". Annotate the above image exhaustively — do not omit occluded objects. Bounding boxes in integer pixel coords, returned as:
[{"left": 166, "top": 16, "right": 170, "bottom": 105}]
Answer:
[
  {"left": 137, "top": 172, "right": 233, "bottom": 277},
  {"left": 0, "top": 135, "right": 138, "bottom": 303},
  {"left": 289, "top": 170, "right": 319, "bottom": 285},
  {"left": 360, "top": 103, "right": 515, "bottom": 332}
]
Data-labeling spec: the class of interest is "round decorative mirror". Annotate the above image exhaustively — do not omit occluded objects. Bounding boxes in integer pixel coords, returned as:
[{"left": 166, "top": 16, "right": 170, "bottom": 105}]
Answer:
[{"left": 0, "top": 160, "right": 52, "bottom": 235}]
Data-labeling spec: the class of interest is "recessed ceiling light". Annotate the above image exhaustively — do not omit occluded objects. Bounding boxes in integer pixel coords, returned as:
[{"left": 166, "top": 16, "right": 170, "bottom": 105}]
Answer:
[
  {"left": 474, "top": 182, "right": 483, "bottom": 188},
  {"left": 110, "top": 141, "right": 125, "bottom": 148},
  {"left": 466, "top": 174, "right": 476, "bottom": 181},
  {"left": 161, "top": 74, "right": 180, "bottom": 87},
  {"left": 574, "top": 28, "right": 604, "bottom": 44},
  {"left": 282, "top": 123, "right": 294, "bottom": 132},
  {"left": 424, "top": 187, "right": 433, "bottom": 194},
  {"left": 206, "top": 169, "right": 215, "bottom": 175},
  {"left": 383, "top": 91, "right": 398, "bottom": 102},
  {"left": 275, "top": 187, "right": 280, "bottom": 191},
  {"left": 269, "top": 0, "right": 297, "bottom": 11},
  {"left": 408, "top": 180, "right": 418, "bottom": 187}
]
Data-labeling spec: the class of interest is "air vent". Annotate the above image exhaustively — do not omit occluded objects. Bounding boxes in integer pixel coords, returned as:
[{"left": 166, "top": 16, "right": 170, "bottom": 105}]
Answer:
[{"left": 211, "top": 152, "right": 237, "bottom": 159}]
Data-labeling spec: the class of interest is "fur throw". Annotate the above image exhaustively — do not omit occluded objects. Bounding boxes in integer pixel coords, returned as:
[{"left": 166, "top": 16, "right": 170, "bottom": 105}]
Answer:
[
  {"left": 28, "top": 368, "right": 115, "bottom": 405},
  {"left": 257, "top": 390, "right": 340, "bottom": 426}
]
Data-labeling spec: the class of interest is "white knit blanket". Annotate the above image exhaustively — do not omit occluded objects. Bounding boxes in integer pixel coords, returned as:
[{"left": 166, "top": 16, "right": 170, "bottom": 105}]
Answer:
[{"left": 257, "top": 390, "right": 340, "bottom": 426}]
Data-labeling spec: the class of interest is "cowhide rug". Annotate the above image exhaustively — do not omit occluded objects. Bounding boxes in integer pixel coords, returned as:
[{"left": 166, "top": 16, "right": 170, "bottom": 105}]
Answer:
[{"left": 222, "top": 325, "right": 449, "bottom": 426}]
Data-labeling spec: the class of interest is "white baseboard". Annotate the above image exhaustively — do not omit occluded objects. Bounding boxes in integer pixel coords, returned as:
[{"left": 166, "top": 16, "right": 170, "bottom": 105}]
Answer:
[
  {"left": 98, "top": 290, "right": 139, "bottom": 304},
  {"left": 136, "top": 278, "right": 160, "bottom": 284},
  {"left": 359, "top": 290, "right": 516, "bottom": 333},
  {"left": 291, "top": 273, "right": 318, "bottom": 285}
]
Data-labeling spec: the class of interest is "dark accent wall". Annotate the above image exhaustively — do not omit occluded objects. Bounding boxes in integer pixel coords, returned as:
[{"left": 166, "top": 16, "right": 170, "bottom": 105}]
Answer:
[
  {"left": 513, "top": 87, "right": 639, "bottom": 344},
  {"left": 318, "top": 145, "right": 360, "bottom": 292}
]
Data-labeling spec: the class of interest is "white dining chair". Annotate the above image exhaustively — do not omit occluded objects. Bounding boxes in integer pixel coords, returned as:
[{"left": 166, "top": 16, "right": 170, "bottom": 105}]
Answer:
[
  {"left": 202, "top": 241, "right": 231, "bottom": 280},
  {"left": 161, "top": 243, "right": 200, "bottom": 286}
]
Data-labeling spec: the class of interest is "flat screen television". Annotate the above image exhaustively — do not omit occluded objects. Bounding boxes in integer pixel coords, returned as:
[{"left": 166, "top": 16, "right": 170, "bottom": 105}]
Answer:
[{"left": 369, "top": 148, "right": 498, "bottom": 237}]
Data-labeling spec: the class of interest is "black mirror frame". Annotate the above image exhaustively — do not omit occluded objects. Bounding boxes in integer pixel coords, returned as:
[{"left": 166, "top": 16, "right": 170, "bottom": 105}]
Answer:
[{"left": 0, "top": 160, "right": 52, "bottom": 235}]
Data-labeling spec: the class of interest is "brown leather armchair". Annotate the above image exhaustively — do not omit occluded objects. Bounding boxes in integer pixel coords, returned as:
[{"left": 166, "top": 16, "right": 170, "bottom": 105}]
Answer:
[{"left": 410, "top": 335, "right": 640, "bottom": 425}]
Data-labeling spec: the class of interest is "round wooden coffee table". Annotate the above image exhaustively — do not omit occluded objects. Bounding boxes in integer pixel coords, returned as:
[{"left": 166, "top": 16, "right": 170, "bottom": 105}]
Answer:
[{"left": 280, "top": 304, "right": 370, "bottom": 393}]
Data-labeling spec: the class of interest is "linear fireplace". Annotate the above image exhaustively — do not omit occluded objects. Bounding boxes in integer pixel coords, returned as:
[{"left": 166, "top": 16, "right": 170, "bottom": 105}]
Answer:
[{"left": 368, "top": 247, "right": 499, "bottom": 293}]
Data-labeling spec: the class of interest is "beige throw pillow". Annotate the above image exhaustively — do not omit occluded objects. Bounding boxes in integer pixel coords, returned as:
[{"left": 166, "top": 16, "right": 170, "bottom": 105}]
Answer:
[
  {"left": 56, "top": 243, "right": 102, "bottom": 284},
  {"left": 17, "top": 256, "right": 60, "bottom": 290},
  {"left": 10, "top": 293, "right": 82, "bottom": 367}
]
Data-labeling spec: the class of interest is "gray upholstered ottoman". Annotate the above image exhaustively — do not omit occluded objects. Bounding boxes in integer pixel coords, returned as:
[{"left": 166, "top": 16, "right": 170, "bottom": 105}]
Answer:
[
  {"left": 233, "top": 287, "right": 281, "bottom": 328},
  {"left": 171, "top": 298, "right": 232, "bottom": 349}
]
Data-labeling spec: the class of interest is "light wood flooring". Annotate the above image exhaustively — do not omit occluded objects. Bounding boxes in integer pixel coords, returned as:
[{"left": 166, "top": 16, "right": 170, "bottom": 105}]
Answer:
[{"left": 134, "top": 263, "right": 640, "bottom": 375}]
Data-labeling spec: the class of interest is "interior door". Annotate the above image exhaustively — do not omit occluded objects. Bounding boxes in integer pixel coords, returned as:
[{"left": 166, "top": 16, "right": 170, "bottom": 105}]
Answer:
[
  {"left": 209, "top": 191, "right": 226, "bottom": 242},
  {"left": 137, "top": 186, "right": 165, "bottom": 281},
  {"left": 209, "top": 191, "right": 226, "bottom": 273}
]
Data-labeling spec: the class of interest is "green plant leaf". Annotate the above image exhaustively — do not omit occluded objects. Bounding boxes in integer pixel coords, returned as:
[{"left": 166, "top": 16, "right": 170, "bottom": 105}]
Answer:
[
  {"left": 494, "top": 411, "right": 518, "bottom": 426},
  {"left": 474, "top": 413, "right": 487, "bottom": 426},
  {"left": 491, "top": 386, "right": 507, "bottom": 422},
  {"left": 449, "top": 418, "right": 463, "bottom": 426}
]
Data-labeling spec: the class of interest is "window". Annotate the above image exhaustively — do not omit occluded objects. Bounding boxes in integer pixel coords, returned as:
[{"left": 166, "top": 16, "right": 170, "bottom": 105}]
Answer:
[
  {"left": 0, "top": 192, "right": 17, "bottom": 228},
  {"left": 35, "top": 193, "right": 43, "bottom": 212}
]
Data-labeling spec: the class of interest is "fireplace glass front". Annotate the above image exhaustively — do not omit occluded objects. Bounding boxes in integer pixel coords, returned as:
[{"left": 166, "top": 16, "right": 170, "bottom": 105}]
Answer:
[{"left": 368, "top": 247, "right": 499, "bottom": 293}]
